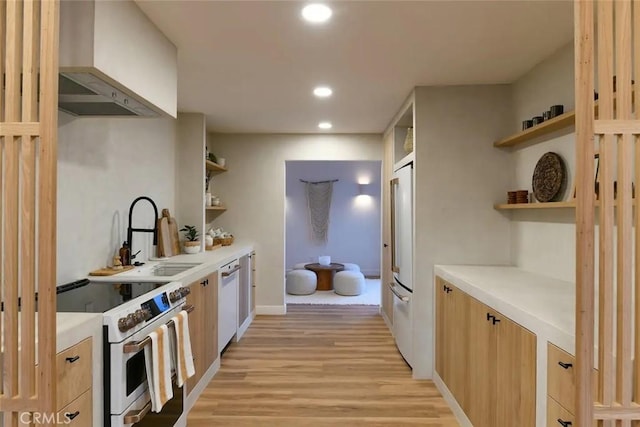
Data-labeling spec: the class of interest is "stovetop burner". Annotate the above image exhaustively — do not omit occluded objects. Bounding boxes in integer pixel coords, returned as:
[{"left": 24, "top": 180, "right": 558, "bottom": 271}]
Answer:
[{"left": 57, "top": 279, "right": 167, "bottom": 313}]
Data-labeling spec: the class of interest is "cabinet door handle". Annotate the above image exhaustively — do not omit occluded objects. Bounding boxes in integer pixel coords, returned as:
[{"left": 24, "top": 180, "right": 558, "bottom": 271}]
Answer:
[
  {"left": 557, "top": 419, "right": 572, "bottom": 427},
  {"left": 201, "top": 279, "right": 206, "bottom": 286},
  {"left": 558, "top": 361, "right": 573, "bottom": 369},
  {"left": 492, "top": 317, "right": 501, "bottom": 325},
  {"left": 446, "top": 287, "right": 452, "bottom": 294},
  {"left": 486, "top": 313, "right": 495, "bottom": 322},
  {"left": 66, "top": 411, "right": 80, "bottom": 421},
  {"left": 65, "top": 355, "right": 80, "bottom": 363}
]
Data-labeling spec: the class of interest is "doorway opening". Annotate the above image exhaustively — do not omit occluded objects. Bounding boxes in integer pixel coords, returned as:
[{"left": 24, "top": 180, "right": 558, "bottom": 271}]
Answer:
[{"left": 284, "top": 160, "right": 382, "bottom": 307}]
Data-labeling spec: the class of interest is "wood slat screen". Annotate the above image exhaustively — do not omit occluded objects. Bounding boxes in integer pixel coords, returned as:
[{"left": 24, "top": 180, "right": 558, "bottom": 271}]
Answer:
[
  {"left": 575, "top": 1, "right": 640, "bottom": 425},
  {"left": 0, "top": 0, "right": 58, "bottom": 426}
]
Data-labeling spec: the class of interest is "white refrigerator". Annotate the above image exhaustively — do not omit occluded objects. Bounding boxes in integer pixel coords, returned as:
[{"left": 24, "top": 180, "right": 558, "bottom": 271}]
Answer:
[{"left": 390, "top": 163, "right": 413, "bottom": 367}]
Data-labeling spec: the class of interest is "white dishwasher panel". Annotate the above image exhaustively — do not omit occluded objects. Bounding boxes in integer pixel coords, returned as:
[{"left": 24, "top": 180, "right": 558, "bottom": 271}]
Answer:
[{"left": 219, "top": 260, "right": 239, "bottom": 353}]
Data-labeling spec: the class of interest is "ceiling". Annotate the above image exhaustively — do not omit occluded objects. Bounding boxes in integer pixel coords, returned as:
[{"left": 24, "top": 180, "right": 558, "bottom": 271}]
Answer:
[{"left": 135, "top": 1, "right": 574, "bottom": 134}]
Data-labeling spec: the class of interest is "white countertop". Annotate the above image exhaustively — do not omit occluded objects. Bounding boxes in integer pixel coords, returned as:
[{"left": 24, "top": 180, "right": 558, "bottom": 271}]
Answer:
[
  {"left": 434, "top": 265, "right": 577, "bottom": 355},
  {"left": 89, "top": 239, "right": 255, "bottom": 285}
]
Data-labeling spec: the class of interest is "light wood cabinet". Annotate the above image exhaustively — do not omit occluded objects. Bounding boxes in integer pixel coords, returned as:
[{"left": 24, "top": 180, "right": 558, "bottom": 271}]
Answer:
[
  {"left": 186, "top": 272, "right": 218, "bottom": 397},
  {"left": 56, "top": 338, "right": 93, "bottom": 411},
  {"left": 436, "top": 277, "right": 536, "bottom": 427},
  {"left": 547, "top": 396, "right": 574, "bottom": 427},
  {"left": 57, "top": 389, "right": 92, "bottom": 427}
]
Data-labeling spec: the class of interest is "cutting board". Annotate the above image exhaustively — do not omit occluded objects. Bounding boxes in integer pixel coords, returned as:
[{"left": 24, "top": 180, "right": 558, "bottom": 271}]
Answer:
[
  {"left": 89, "top": 265, "right": 135, "bottom": 276},
  {"left": 163, "top": 208, "right": 181, "bottom": 255},
  {"left": 158, "top": 216, "right": 172, "bottom": 257}
]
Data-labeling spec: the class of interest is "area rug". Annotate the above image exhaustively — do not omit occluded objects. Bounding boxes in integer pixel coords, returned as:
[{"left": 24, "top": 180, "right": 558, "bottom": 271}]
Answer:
[{"left": 286, "top": 278, "right": 380, "bottom": 306}]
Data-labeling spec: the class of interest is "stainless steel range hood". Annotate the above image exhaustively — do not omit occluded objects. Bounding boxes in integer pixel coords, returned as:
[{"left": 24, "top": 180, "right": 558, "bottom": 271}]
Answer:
[
  {"left": 59, "top": 0, "right": 177, "bottom": 118},
  {"left": 58, "top": 72, "right": 158, "bottom": 117}
]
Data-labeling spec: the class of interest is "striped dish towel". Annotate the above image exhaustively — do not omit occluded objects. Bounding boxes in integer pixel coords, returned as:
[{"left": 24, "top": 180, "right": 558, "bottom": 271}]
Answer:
[
  {"left": 144, "top": 324, "right": 173, "bottom": 412},
  {"left": 170, "top": 310, "right": 195, "bottom": 387}
]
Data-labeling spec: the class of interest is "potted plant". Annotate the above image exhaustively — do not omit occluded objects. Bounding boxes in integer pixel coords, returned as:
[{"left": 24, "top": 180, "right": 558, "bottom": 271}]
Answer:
[{"left": 180, "top": 225, "right": 201, "bottom": 254}]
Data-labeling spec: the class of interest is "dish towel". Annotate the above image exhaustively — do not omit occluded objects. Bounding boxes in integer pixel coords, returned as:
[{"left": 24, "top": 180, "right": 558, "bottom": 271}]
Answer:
[
  {"left": 170, "top": 310, "right": 196, "bottom": 387},
  {"left": 144, "top": 324, "right": 173, "bottom": 412}
]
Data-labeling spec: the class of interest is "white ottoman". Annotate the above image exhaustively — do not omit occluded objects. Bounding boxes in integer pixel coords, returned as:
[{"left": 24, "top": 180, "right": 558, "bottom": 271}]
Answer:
[
  {"left": 293, "top": 262, "right": 308, "bottom": 270},
  {"left": 334, "top": 271, "right": 366, "bottom": 296},
  {"left": 339, "top": 263, "right": 361, "bottom": 272},
  {"left": 286, "top": 270, "right": 317, "bottom": 295}
]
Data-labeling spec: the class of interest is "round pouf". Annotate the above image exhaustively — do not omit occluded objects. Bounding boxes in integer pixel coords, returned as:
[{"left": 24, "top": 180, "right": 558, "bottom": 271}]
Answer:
[
  {"left": 334, "top": 271, "right": 366, "bottom": 296},
  {"left": 340, "top": 263, "right": 361, "bottom": 272},
  {"left": 293, "top": 262, "right": 308, "bottom": 270},
  {"left": 286, "top": 270, "right": 317, "bottom": 295}
]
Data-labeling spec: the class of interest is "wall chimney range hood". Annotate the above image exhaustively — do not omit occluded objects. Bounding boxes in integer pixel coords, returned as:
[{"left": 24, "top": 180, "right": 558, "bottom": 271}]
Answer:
[
  {"left": 58, "top": 72, "right": 157, "bottom": 117},
  {"left": 59, "top": 0, "right": 177, "bottom": 118}
]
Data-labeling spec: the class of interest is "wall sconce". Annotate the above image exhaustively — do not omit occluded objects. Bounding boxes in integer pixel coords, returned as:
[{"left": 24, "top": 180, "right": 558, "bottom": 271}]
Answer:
[{"left": 358, "top": 183, "right": 372, "bottom": 196}]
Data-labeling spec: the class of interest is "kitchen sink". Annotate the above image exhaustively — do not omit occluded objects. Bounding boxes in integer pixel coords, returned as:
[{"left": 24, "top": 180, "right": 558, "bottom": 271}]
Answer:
[{"left": 151, "top": 262, "right": 201, "bottom": 276}]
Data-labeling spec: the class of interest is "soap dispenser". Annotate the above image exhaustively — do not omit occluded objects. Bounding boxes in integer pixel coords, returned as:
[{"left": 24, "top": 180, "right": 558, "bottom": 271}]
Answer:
[{"left": 119, "top": 241, "right": 131, "bottom": 266}]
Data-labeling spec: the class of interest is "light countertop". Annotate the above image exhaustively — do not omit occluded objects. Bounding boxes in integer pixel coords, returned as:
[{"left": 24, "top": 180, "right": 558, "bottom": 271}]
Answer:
[
  {"left": 434, "top": 265, "right": 577, "bottom": 355},
  {"left": 89, "top": 239, "right": 255, "bottom": 285}
]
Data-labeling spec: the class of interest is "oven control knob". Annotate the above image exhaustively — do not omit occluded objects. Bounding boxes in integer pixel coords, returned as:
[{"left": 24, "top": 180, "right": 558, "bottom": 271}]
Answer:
[
  {"left": 169, "top": 290, "right": 180, "bottom": 303},
  {"left": 133, "top": 309, "right": 146, "bottom": 324},
  {"left": 117, "top": 314, "right": 136, "bottom": 332},
  {"left": 180, "top": 287, "right": 190, "bottom": 297},
  {"left": 142, "top": 308, "right": 152, "bottom": 320}
]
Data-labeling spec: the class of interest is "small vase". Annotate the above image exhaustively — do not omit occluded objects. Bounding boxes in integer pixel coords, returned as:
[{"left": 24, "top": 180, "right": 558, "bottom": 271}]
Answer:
[
  {"left": 403, "top": 127, "right": 414, "bottom": 153},
  {"left": 205, "top": 192, "right": 212, "bottom": 207}
]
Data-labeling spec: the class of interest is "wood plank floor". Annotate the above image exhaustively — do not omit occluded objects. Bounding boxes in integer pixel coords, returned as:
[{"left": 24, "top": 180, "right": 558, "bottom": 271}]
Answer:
[{"left": 188, "top": 305, "right": 458, "bottom": 426}]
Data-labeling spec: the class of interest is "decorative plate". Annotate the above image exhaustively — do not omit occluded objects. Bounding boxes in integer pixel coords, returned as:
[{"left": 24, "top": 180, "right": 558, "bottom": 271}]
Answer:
[{"left": 532, "top": 152, "right": 566, "bottom": 202}]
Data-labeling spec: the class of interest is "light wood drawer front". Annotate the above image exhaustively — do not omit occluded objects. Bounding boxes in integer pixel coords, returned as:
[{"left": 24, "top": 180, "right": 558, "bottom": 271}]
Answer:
[
  {"left": 547, "top": 397, "right": 574, "bottom": 427},
  {"left": 56, "top": 338, "right": 92, "bottom": 410},
  {"left": 58, "top": 389, "right": 92, "bottom": 427},
  {"left": 547, "top": 343, "right": 576, "bottom": 413}
]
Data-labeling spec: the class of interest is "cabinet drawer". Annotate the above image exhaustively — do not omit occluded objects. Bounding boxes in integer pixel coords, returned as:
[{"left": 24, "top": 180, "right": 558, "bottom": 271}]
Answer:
[
  {"left": 58, "top": 389, "right": 92, "bottom": 427},
  {"left": 547, "top": 343, "right": 576, "bottom": 413},
  {"left": 547, "top": 396, "right": 574, "bottom": 427},
  {"left": 56, "top": 338, "right": 92, "bottom": 410}
]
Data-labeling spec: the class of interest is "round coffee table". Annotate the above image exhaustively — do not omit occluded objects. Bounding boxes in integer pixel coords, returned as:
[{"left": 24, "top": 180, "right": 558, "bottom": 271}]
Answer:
[{"left": 304, "top": 263, "right": 344, "bottom": 291}]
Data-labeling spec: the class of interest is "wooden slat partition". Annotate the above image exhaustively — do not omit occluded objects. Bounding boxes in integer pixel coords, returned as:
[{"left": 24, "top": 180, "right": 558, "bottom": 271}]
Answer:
[
  {"left": 576, "top": 0, "right": 640, "bottom": 425},
  {"left": 0, "top": 0, "right": 59, "bottom": 426}
]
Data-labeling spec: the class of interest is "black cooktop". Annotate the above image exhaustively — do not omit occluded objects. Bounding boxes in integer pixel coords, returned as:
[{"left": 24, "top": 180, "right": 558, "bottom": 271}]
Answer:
[{"left": 56, "top": 279, "right": 166, "bottom": 313}]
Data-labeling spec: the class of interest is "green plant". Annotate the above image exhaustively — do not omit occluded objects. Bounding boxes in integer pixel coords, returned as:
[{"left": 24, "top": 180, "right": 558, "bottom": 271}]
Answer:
[{"left": 180, "top": 225, "right": 199, "bottom": 241}]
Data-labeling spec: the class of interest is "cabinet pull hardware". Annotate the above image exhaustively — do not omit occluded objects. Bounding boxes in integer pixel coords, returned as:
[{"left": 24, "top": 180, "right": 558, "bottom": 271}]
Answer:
[
  {"left": 557, "top": 419, "right": 572, "bottom": 427},
  {"left": 558, "top": 361, "right": 573, "bottom": 369},
  {"left": 200, "top": 279, "right": 207, "bottom": 286},
  {"left": 492, "top": 317, "right": 501, "bottom": 325},
  {"left": 446, "top": 287, "right": 452, "bottom": 293},
  {"left": 486, "top": 313, "right": 495, "bottom": 322},
  {"left": 222, "top": 265, "right": 241, "bottom": 277},
  {"left": 65, "top": 411, "right": 80, "bottom": 421},
  {"left": 123, "top": 401, "right": 152, "bottom": 424},
  {"left": 65, "top": 355, "right": 80, "bottom": 363},
  {"left": 443, "top": 284, "right": 448, "bottom": 292}
]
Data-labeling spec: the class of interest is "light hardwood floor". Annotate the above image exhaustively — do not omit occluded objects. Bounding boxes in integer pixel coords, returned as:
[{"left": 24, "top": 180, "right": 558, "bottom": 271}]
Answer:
[{"left": 188, "top": 305, "right": 458, "bottom": 426}]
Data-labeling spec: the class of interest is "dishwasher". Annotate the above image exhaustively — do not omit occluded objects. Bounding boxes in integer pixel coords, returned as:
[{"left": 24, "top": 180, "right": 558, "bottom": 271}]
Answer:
[{"left": 219, "top": 259, "right": 240, "bottom": 353}]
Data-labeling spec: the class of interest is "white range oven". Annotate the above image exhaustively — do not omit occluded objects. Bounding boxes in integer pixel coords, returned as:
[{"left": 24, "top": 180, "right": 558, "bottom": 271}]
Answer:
[{"left": 57, "top": 279, "right": 193, "bottom": 426}]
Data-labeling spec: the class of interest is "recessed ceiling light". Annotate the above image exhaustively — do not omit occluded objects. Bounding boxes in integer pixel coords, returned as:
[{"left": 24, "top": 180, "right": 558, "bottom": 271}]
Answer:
[
  {"left": 302, "top": 4, "right": 332, "bottom": 23},
  {"left": 318, "top": 122, "right": 332, "bottom": 129},
  {"left": 313, "top": 86, "right": 333, "bottom": 98}
]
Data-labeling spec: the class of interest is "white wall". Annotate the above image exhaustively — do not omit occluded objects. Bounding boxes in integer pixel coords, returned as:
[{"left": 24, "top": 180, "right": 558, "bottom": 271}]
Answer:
[
  {"left": 412, "top": 84, "right": 514, "bottom": 378},
  {"left": 207, "top": 134, "right": 383, "bottom": 313},
  {"left": 285, "top": 160, "right": 381, "bottom": 276},
  {"left": 509, "top": 43, "right": 576, "bottom": 283},
  {"left": 57, "top": 113, "right": 176, "bottom": 285}
]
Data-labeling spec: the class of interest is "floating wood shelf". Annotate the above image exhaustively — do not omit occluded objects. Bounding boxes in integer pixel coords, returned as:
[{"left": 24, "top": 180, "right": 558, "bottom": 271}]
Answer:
[
  {"left": 206, "top": 160, "right": 227, "bottom": 173},
  {"left": 494, "top": 201, "right": 576, "bottom": 210},
  {"left": 205, "top": 206, "right": 226, "bottom": 211},
  {"left": 495, "top": 199, "right": 636, "bottom": 210},
  {"left": 494, "top": 112, "right": 576, "bottom": 148},
  {"left": 494, "top": 90, "right": 634, "bottom": 149}
]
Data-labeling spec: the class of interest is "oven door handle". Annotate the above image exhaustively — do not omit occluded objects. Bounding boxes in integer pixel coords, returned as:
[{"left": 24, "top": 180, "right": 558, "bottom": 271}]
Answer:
[
  {"left": 123, "top": 304, "right": 195, "bottom": 353},
  {"left": 123, "top": 401, "right": 151, "bottom": 425},
  {"left": 388, "top": 283, "right": 409, "bottom": 302}
]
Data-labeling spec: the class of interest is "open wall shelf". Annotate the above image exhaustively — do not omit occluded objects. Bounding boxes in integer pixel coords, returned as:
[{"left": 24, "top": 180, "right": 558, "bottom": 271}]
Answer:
[
  {"left": 494, "top": 201, "right": 576, "bottom": 210},
  {"left": 206, "top": 160, "right": 227, "bottom": 173}
]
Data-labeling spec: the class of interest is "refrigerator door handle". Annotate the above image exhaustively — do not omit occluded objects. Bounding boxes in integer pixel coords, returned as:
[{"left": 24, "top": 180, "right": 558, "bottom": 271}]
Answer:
[
  {"left": 388, "top": 283, "right": 409, "bottom": 302},
  {"left": 390, "top": 178, "right": 400, "bottom": 273}
]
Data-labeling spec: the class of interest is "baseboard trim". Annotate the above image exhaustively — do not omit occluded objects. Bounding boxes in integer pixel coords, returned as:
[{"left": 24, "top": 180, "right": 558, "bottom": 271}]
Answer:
[
  {"left": 256, "top": 305, "right": 286, "bottom": 315},
  {"left": 432, "top": 372, "right": 472, "bottom": 427},
  {"left": 380, "top": 307, "right": 392, "bottom": 332},
  {"left": 184, "top": 356, "right": 221, "bottom": 414}
]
